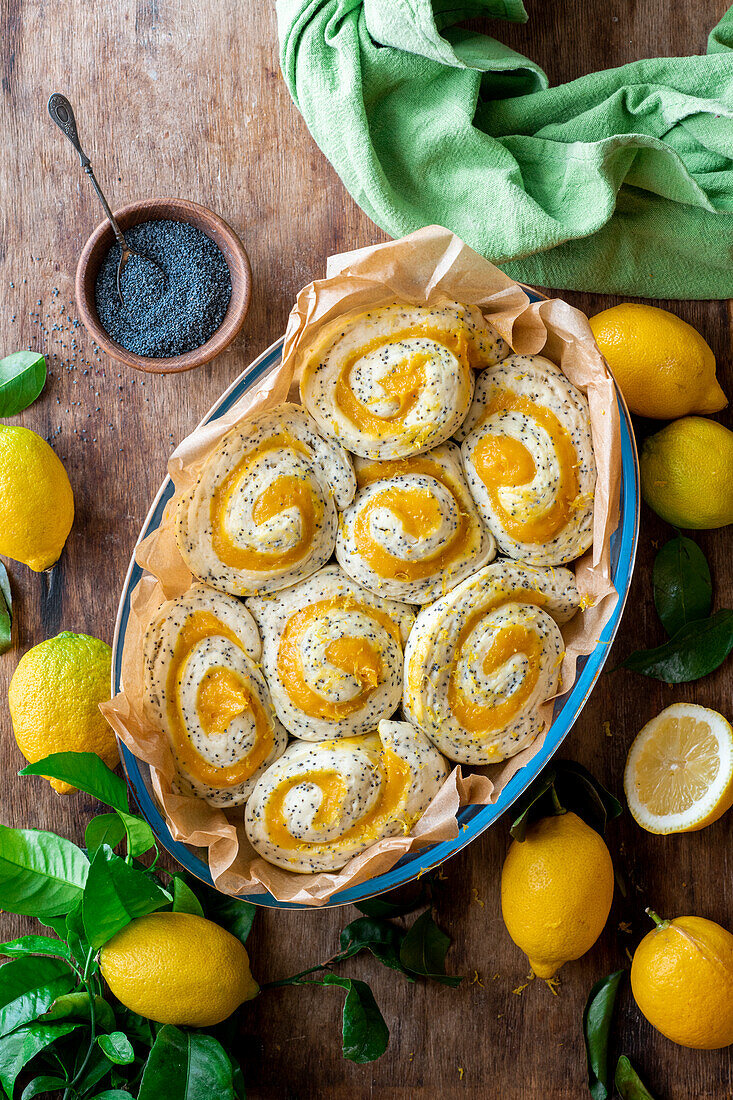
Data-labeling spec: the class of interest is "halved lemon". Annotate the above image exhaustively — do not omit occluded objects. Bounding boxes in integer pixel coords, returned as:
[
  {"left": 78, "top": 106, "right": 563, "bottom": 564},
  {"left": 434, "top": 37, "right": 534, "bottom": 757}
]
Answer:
[{"left": 624, "top": 703, "right": 733, "bottom": 834}]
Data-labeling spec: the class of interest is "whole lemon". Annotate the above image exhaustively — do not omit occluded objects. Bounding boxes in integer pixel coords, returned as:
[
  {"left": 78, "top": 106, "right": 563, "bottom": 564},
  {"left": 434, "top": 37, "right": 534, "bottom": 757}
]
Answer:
[
  {"left": 631, "top": 911, "right": 733, "bottom": 1048},
  {"left": 9, "top": 631, "right": 117, "bottom": 794},
  {"left": 500, "top": 812, "right": 614, "bottom": 978},
  {"left": 640, "top": 416, "right": 733, "bottom": 529},
  {"left": 100, "top": 912, "right": 259, "bottom": 1026},
  {"left": 589, "top": 304, "right": 726, "bottom": 420},
  {"left": 0, "top": 425, "right": 74, "bottom": 571}
]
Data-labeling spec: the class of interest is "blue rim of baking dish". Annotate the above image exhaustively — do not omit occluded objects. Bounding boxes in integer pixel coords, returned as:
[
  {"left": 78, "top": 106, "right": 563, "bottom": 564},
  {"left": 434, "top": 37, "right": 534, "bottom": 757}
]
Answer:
[{"left": 112, "top": 320, "right": 640, "bottom": 910}]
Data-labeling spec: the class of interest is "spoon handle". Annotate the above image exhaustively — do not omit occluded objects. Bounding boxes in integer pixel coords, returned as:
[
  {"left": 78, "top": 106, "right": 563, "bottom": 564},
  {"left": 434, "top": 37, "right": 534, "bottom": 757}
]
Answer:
[
  {"left": 47, "top": 93, "right": 90, "bottom": 166},
  {"left": 48, "top": 92, "right": 128, "bottom": 253}
]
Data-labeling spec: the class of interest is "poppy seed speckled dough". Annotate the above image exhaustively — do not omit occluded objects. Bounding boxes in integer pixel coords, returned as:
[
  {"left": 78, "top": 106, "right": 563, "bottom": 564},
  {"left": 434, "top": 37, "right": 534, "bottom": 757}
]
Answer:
[{"left": 244, "top": 719, "right": 448, "bottom": 872}]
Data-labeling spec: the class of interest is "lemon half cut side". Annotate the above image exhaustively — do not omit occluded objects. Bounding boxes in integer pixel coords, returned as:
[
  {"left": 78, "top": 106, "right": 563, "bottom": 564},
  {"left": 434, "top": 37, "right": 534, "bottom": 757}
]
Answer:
[{"left": 624, "top": 703, "right": 733, "bottom": 834}]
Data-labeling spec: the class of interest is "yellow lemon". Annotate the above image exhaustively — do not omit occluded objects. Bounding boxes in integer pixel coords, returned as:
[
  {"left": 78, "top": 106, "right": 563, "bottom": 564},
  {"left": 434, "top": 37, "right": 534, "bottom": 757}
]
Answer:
[
  {"left": 589, "top": 304, "right": 726, "bottom": 420},
  {"left": 100, "top": 912, "right": 259, "bottom": 1026},
  {"left": 9, "top": 631, "right": 117, "bottom": 794},
  {"left": 631, "top": 911, "right": 733, "bottom": 1048},
  {"left": 640, "top": 416, "right": 733, "bottom": 529},
  {"left": 500, "top": 812, "right": 614, "bottom": 979},
  {"left": 624, "top": 703, "right": 733, "bottom": 834},
  {"left": 0, "top": 425, "right": 74, "bottom": 571}
]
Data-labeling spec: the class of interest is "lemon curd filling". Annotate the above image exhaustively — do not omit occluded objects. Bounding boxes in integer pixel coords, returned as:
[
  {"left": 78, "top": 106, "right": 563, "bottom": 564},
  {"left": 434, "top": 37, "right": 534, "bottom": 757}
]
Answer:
[
  {"left": 334, "top": 326, "right": 471, "bottom": 436},
  {"left": 262, "top": 748, "right": 413, "bottom": 852},
  {"left": 448, "top": 622, "right": 542, "bottom": 734},
  {"left": 167, "top": 610, "right": 273, "bottom": 788},
  {"left": 196, "top": 668, "right": 249, "bottom": 736},
  {"left": 434, "top": 590, "right": 548, "bottom": 733},
  {"left": 210, "top": 433, "right": 322, "bottom": 570},
  {"left": 353, "top": 456, "right": 474, "bottom": 580},
  {"left": 472, "top": 391, "right": 579, "bottom": 544},
  {"left": 276, "top": 597, "right": 400, "bottom": 720}
]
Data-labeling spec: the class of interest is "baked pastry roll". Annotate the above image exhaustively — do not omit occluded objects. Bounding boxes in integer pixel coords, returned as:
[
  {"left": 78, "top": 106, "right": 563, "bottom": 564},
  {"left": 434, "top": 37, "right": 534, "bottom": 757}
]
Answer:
[
  {"left": 176, "top": 404, "right": 356, "bottom": 596},
  {"left": 299, "top": 302, "right": 508, "bottom": 459},
  {"left": 403, "top": 561, "right": 580, "bottom": 764},
  {"left": 246, "top": 565, "right": 414, "bottom": 742},
  {"left": 456, "top": 355, "right": 596, "bottom": 565},
  {"left": 335, "top": 444, "right": 495, "bottom": 604},
  {"left": 244, "top": 719, "right": 448, "bottom": 872},
  {"left": 143, "top": 584, "right": 287, "bottom": 807}
]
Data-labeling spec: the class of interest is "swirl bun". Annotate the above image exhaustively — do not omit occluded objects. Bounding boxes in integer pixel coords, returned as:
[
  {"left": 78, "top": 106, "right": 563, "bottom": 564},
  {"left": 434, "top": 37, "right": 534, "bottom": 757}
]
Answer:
[
  {"left": 246, "top": 565, "right": 414, "bottom": 742},
  {"left": 456, "top": 355, "right": 596, "bottom": 565},
  {"left": 336, "top": 444, "right": 495, "bottom": 603},
  {"left": 176, "top": 405, "right": 356, "bottom": 596},
  {"left": 299, "top": 302, "right": 508, "bottom": 459},
  {"left": 403, "top": 561, "right": 580, "bottom": 764},
  {"left": 244, "top": 719, "right": 448, "bottom": 872},
  {"left": 143, "top": 584, "right": 288, "bottom": 807}
]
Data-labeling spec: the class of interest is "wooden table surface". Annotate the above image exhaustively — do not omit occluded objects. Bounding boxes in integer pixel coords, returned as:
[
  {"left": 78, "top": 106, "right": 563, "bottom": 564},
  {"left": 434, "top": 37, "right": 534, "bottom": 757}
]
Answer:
[{"left": 2, "top": 1, "right": 732, "bottom": 1097}]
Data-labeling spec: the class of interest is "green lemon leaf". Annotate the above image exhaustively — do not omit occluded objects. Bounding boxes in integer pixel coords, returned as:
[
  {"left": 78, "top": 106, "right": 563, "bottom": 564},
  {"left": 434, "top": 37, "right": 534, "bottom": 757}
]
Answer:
[
  {"left": 44, "top": 992, "right": 116, "bottom": 1034},
  {"left": 98, "top": 1032, "right": 135, "bottom": 1066},
  {"left": 90, "top": 1092, "right": 135, "bottom": 1100},
  {"left": 615, "top": 1055, "right": 658, "bottom": 1099},
  {"left": 116, "top": 811, "right": 157, "bottom": 859},
  {"left": 82, "top": 845, "right": 170, "bottom": 950},
  {"left": 65, "top": 900, "right": 95, "bottom": 974},
  {"left": 36, "top": 916, "right": 67, "bottom": 940},
  {"left": 171, "top": 877, "right": 205, "bottom": 917},
  {"left": 0, "top": 1021, "right": 79, "bottom": 1098},
  {"left": 510, "top": 761, "right": 622, "bottom": 841},
  {"left": 584, "top": 970, "right": 625, "bottom": 1100},
  {"left": 653, "top": 534, "right": 712, "bottom": 637},
  {"left": 355, "top": 881, "right": 432, "bottom": 919},
  {"left": 0, "top": 351, "right": 46, "bottom": 416},
  {"left": 0, "top": 936, "right": 71, "bottom": 962},
  {"left": 509, "top": 769, "right": 557, "bottom": 841},
  {"left": 337, "top": 917, "right": 408, "bottom": 975},
  {"left": 207, "top": 896, "right": 256, "bottom": 946},
  {"left": 314, "top": 974, "right": 389, "bottom": 1063},
  {"left": 0, "top": 825, "right": 88, "bottom": 918},
  {"left": 137, "top": 1025, "right": 235, "bottom": 1100},
  {"left": 64, "top": 1044, "right": 110, "bottom": 1096},
  {"left": 619, "top": 609, "right": 733, "bottom": 682},
  {"left": 184, "top": 876, "right": 255, "bottom": 945},
  {"left": 20, "top": 753, "right": 129, "bottom": 813},
  {"left": 229, "top": 1055, "right": 246, "bottom": 1100},
  {"left": 553, "top": 761, "right": 622, "bottom": 836},
  {"left": 86, "top": 816, "right": 127, "bottom": 859},
  {"left": 398, "top": 911, "right": 462, "bottom": 986},
  {"left": 0, "top": 566, "right": 10, "bottom": 614},
  {"left": 114, "top": 1007, "right": 156, "bottom": 1048},
  {"left": 0, "top": 564, "right": 11, "bottom": 656},
  {"left": 0, "top": 957, "right": 76, "bottom": 1038},
  {"left": 21, "top": 1076, "right": 68, "bottom": 1099}
]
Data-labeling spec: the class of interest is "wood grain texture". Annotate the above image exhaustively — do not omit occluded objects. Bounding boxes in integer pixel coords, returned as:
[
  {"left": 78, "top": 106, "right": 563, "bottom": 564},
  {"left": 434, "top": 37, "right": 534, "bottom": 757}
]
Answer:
[{"left": 1, "top": 1, "right": 732, "bottom": 1097}]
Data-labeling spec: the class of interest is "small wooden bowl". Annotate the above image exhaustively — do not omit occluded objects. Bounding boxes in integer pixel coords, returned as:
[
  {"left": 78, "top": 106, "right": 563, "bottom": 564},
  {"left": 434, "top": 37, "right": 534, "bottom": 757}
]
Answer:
[{"left": 75, "top": 198, "right": 252, "bottom": 374}]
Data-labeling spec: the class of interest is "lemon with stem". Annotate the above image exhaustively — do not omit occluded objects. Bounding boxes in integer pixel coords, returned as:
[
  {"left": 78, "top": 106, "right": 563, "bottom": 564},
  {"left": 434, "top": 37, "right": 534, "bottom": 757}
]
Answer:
[
  {"left": 631, "top": 908, "right": 733, "bottom": 1048},
  {"left": 501, "top": 805, "right": 614, "bottom": 978}
]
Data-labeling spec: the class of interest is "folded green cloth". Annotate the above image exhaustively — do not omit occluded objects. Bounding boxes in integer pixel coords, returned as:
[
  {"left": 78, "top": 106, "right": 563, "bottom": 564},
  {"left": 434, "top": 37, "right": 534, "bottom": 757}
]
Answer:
[{"left": 278, "top": 0, "right": 733, "bottom": 298}]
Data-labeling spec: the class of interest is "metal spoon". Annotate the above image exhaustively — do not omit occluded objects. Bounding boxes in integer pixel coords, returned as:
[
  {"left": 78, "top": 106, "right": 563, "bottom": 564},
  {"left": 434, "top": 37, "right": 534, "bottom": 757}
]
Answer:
[{"left": 48, "top": 92, "right": 165, "bottom": 305}]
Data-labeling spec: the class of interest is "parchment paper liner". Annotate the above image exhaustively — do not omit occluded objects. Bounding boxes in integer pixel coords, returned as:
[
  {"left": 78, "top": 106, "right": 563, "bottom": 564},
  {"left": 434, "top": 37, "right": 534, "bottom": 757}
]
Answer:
[{"left": 101, "top": 226, "right": 621, "bottom": 906}]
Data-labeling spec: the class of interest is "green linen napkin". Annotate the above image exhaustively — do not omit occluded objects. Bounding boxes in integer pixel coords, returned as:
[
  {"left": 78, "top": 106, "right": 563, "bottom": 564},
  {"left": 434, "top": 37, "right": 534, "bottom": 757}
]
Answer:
[{"left": 278, "top": 0, "right": 733, "bottom": 298}]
